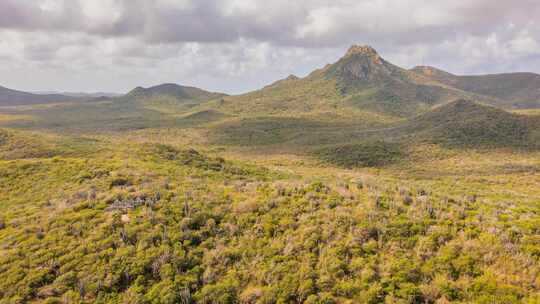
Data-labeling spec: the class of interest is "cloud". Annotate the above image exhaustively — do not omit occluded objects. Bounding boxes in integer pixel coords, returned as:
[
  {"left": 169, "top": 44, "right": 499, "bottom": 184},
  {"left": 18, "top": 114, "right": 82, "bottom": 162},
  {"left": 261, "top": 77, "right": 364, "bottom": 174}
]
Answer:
[
  {"left": 0, "top": 0, "right": 539, "bottom": 93},
  {"left": 2, "top": 0, "right": 539, "bottom": 47}
]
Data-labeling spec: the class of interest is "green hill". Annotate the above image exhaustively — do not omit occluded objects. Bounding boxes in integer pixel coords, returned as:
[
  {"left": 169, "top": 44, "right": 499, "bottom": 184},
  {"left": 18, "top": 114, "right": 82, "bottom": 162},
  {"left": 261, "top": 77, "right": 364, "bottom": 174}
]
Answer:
[
  {"left": 401, "top": 99, "right": 539, "bottom": 148},
  {"left": 0, "top": 84, "right": 228, "bottom": 133},
  {"left": 411, "top": 66, "right": 540, "bottom": 109},
  {"left": 313, "top": 100, "right": 540, "bottom": 168},
  {"left": 126, "top": 83, "right": 226, "bottom": 104}
]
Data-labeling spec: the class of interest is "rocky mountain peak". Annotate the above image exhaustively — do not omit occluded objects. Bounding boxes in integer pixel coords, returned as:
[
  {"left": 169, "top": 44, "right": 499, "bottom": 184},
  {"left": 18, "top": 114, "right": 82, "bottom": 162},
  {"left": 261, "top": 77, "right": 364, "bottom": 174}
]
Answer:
[
  {"left": 344, "top": 45, "right": 382, "bottom": 64},
  {"left": 325, "top": 44, "right": 399, "bottom": 83},
  {"left": 285, "top": 74, "right": 299, "bottom": 81}
]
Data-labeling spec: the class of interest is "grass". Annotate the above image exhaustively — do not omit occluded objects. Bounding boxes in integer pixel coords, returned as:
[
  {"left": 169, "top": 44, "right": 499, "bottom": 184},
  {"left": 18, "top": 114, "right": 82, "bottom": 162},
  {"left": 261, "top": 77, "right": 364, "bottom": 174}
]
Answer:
[{"left": 513, "top": 108, "right": 540, "bottom": 116}]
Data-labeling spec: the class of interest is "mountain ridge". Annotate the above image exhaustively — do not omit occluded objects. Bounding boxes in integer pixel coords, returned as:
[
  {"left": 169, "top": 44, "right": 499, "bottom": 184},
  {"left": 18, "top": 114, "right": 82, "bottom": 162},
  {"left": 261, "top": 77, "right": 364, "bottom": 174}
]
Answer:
[
  {"left": 0, "top": 85, "right": 76, "bottom": 106},
  {"left": 3, "top": 45, "right": 540, "bottom": 113},
  {"left": 411, "top": 66, "right": 540, "bottom": 108}
]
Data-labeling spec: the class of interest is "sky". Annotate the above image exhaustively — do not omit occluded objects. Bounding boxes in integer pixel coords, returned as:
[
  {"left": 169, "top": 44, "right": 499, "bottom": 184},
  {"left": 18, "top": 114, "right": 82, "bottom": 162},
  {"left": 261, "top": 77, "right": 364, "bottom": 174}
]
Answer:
[{"left": 1, "top": 0, "right": 540, "bottom": 94}]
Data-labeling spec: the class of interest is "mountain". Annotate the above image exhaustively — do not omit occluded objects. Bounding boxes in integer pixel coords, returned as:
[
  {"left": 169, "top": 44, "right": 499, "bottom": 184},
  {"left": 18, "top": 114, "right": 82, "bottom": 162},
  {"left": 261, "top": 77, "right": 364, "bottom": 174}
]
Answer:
[
  {"left": 411, "top": 66, "right": 540, "bottom": 109},
  {"left": 399, "top": 99, "right": 539, "bottom": 148},
  {"left": 0, "top": 85, "right": 75, "bottom": 106},
  {"left": 125, "top": 83, "right": 226, "bottom": 104},
  {"left": 325, "top": 45, "right": 406, "bottom": 86},
  {"left": 199, "top": 45, "right": 498, "bottom": 118}
]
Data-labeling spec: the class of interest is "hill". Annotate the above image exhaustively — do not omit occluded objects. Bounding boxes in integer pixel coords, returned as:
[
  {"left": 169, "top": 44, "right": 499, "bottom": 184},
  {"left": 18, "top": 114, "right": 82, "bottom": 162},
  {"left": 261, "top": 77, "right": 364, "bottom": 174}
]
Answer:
[
  {"left": 0, "top": 84, "right": 228, "bottom": 133},
  {"left": 33, "top": 91, "right": 122, "bottom": 98},
  {"left": 126, "top": 83, "right": 226, "bottom": 104},
  {"left": 313, "top": 99, "right": 540, "bottom": 169},
  {"left": 199, "top": 45, "right": 498, "bottom": 119},
  {"left": 402, "top": 99, "right": 538, "bottom": 148},
  {"left": 411, "top": 66, "right": 540, "bottom": 109},
  {"left": 0, "top": 85, "right": 75, "bottom": 106}
]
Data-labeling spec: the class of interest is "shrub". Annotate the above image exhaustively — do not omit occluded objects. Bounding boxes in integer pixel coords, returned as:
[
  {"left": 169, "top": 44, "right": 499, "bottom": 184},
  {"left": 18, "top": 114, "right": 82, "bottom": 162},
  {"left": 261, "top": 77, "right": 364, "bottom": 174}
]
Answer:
[
  {"left": 110, "top": 177, "right": 132, "bottom": 188},
  {"left": 316, "top": 141, "right": 406, "bottom": 168},
  {"left": 402, "top": 194, "right": 413, "bottom": 205},
  {"left": 195, "top": 279, "right": 239, "bottom": 304}
]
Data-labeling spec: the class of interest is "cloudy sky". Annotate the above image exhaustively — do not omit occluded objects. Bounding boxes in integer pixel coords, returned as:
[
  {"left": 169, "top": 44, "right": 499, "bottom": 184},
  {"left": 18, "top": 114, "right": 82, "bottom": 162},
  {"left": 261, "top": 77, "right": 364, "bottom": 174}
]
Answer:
[{"left": 1, "top": 0, "right": 540, "bottom": 94}]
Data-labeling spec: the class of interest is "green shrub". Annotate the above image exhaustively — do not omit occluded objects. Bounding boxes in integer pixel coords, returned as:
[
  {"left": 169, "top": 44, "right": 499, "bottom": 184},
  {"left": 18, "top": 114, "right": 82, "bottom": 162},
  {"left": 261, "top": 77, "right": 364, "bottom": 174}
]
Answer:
[{"left": 316, "top": 141, "right": 406, "bottom": 168}]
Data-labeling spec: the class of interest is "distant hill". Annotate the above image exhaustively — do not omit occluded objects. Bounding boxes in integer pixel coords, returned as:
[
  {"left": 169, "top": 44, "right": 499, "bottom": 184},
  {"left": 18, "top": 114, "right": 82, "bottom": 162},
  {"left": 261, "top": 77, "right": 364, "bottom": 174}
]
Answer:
[
  {"left": 399, "top": 99, "right": 539, "bottom": 148},
  {"left": 125, "top": 83, "right": 226, "bottom": 104},
  {"left": 33, "top": 91, "right": 122, "bottom": 98},
  {"left": 0, "top": 85, "right": 75, "bottom": 106},
  {"left": 411, "top": 66, "right": 540, "bottom": 109}
]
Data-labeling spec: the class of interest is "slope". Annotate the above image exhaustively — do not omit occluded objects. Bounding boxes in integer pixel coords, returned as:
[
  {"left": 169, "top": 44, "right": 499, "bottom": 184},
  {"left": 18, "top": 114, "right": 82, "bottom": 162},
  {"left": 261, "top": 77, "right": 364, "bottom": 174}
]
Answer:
[
  {"left": 126, "top": 83, "right": 226, "bottom": 104},
  {"left": 411, "top": 66, "right": 540, "bottom": 108},
  {"left": 397, "top": 99, "right": 539, "bottom": 148},
  {"left": 314, "top": 99, "right": 540, "bottom": 169},
  {"left": 0, "top": 85, "right": 75, "bottom": 106}
]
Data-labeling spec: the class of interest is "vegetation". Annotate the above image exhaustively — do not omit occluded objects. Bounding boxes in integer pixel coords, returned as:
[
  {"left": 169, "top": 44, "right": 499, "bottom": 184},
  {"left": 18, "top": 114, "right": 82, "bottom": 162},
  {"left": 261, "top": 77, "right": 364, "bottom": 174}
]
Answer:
[
  {"left": 316, "top": 141, "right": 406, "bottom": 168},
  {"left": 411, "top": 66, "right": 540, "bottom": 108},
  {"left": 1, "top": 115, "right": 540, "bottom": 303},
  {"left": 400, "top": 99, "right": 540, "bottom": 149}
]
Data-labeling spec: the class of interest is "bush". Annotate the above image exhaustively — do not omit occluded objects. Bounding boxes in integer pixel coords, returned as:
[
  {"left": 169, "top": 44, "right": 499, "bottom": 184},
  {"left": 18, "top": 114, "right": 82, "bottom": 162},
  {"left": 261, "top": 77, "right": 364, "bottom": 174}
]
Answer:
[
  {"left": 195, "top": 279, "right": 239, "bottom": 304},
  {"left": 110, "top": 177, "right": 132, "bottom": 188},
  {"left": 316, "top": 141, "right": 406, "bottom": 168}
]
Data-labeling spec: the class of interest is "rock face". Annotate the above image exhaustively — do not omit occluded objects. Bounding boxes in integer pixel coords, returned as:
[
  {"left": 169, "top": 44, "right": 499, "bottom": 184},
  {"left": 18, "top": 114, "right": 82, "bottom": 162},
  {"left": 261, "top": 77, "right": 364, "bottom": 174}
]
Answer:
[
  {"left": 285, "top": 74, "right": 299, "bottom": 81},
  {"left": 344, "top": 45, "right": 383, "bottom": 63},
  {"left": 325, "top": 45, "right": 403, "bottom": 84}
]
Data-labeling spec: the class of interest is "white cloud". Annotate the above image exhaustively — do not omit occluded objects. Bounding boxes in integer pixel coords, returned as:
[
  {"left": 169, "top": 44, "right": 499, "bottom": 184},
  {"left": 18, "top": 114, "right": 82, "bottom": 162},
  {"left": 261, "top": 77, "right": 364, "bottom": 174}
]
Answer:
[
  {"left": 80, "top": 0, "right": 124, "bottom": 26},
  {"left": 509, "top": 30, "right": 540, "bottom": 55},
  {"left": 0, "top": 0, "right": 539, "bottom": 92}
]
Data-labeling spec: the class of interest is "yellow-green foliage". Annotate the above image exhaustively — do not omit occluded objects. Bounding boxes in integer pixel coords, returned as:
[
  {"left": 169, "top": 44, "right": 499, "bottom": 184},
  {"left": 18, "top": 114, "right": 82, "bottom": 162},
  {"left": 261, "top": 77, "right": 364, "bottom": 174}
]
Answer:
[{"left": 1, "top": 128, "right": 540, "bottom": 304}]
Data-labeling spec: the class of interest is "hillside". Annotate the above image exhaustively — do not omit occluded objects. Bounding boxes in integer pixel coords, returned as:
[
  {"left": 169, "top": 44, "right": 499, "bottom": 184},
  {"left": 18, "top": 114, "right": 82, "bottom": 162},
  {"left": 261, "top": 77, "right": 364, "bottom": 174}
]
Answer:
[
  {"left": 411, "top": 66, "right": 540, "bottom": 108},
  {"left": 0, "top": 85, "right": 75, "bottom": 106},
  {"left": 126, "top": 83, "right": 226, "bottom": 104},
  {"left": 33, "top": 91, "right": 122, "bottom": 98},
  {"left": 312, "top": 100, "right": 540, "bottom": 169},
  {"left": 401, "top": 99, "right": 539, "bottom": 148},
  {"left": 0, "top": 84, "right": 228, "bottom": 133}
]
